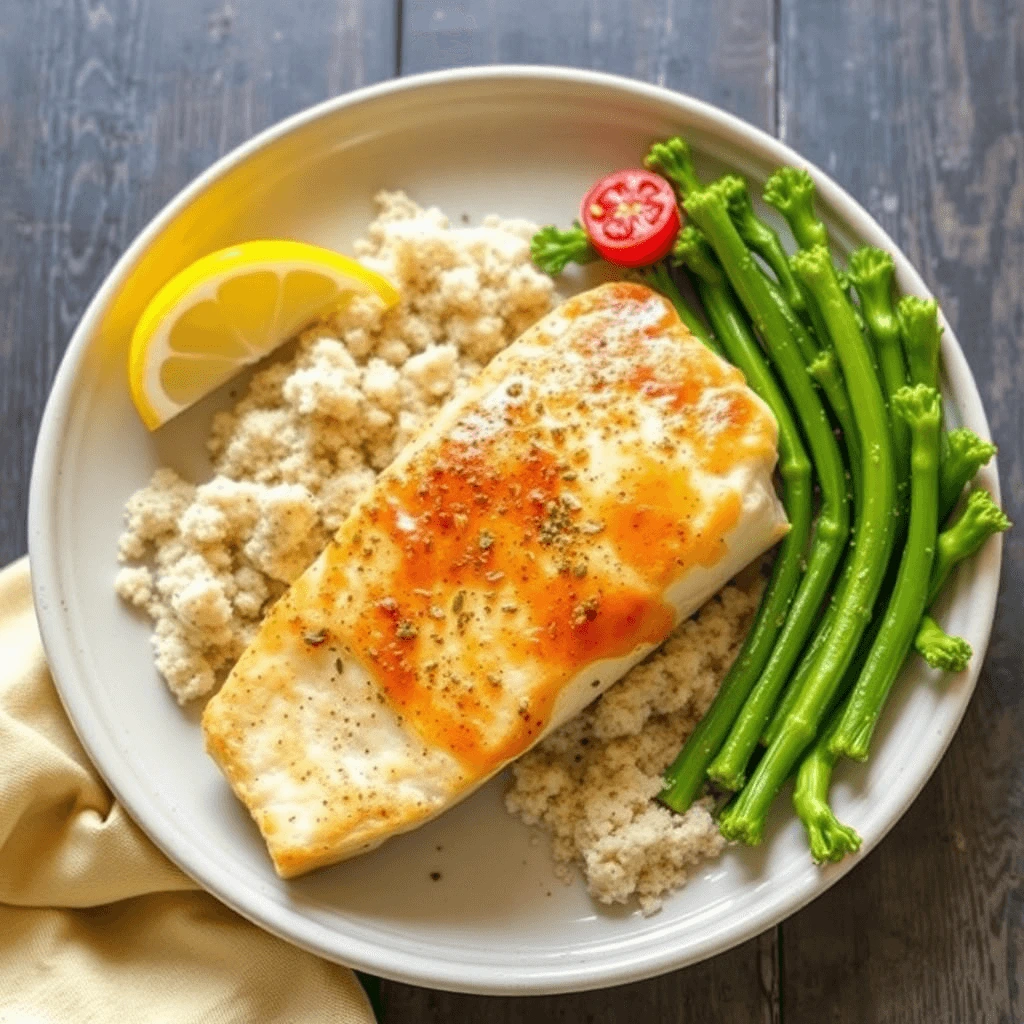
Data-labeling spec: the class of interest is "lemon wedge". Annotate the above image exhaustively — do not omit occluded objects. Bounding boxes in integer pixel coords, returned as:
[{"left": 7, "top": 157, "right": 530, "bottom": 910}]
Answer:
[{"left": 128, "top": 241, "right": 400, "bottom": 429}]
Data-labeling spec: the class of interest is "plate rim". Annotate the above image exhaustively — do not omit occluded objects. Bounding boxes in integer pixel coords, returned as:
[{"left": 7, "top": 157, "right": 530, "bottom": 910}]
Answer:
[{"left": 27, "top": 64, "right": 1002, "bottom": 995}]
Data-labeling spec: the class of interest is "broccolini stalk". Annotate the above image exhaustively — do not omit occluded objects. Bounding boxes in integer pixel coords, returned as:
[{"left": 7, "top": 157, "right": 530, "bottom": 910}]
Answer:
[
  {"left": 925, "top": 488, "right": 1011, "bottom": 604},
  {"left": 719, "top": 243, "right": 896, "bottom": 844},
  {"left": 763, "top": 167, "right": 830, "bottom": 250},
  {"left": 830, "top": 385, "right": 942, "bottom": 760},
  {"left": 718, "top": 175, "right": 806, "bottom": 315},
  {"left": 636, "top": 261, "right": 723, "bottom": 356},
  {"left": 656, "top": 228, "right": 813, "bottom": 811},
  {"left": 847, "top": 248, "right": 910, "bottom": 488},
  {"left": 792, "top": 601, "right": 886, "bottom": 861},
  {"left": 766, "top": 265, "right": 862, "bottom": 486},
  {"left": 807, "top": 347, "right": 861, "bottom": 502},
  {"left": 889, "top": 289, "right": 994, "bottom": 521},
  {"left": 530, "top": 223, "right": 597, "bottom": 275},
  {"left": 644, "top": 136, "right": 702, "bottom": 197},
  {"left": 709, "top": 512, "right": 852, "bottom": 789},
  {"left": 793, "top": 707, "right": 863, "bottom": 863},
  {"left": 898, "top": 296, "right": 942, "bottom": 392},
  {"left": 762, "top": 613, "right": 832, "bottom": 747},
  {"left": 939, "top": 428, "right": 998, "bottom": 522},
  {"left": 915, "top": 614, "right": 973, "bottom": 672}
]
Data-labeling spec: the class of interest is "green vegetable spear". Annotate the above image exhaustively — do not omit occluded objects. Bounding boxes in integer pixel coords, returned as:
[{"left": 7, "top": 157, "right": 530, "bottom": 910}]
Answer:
[
  {"left": 847, "top": 248, "right": 911, "bottom": 492},
  {"left": 718, "top": 174, "right": 806, "bottom": 316},
  {"left": 718, "top": 243, "right": 896, "bottom": 845},
  {"left": 829, "top": 384, "right": 943, "bottom": 760},
  {"left": 792, "top": 707, "right": 863, "bottom": 863}
]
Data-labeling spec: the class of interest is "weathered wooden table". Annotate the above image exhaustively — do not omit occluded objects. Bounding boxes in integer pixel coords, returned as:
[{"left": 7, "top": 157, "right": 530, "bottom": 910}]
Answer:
[{"left": 1, "top": 2, "right": 1019, "bottom": 1020}]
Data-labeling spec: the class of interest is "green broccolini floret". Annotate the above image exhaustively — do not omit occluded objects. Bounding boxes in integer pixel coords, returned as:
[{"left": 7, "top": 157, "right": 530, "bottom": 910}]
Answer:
[
  {"left": 763, "top": 167, "right": 829, "bottom": 250},
  {"left": 830, "top": 385, "right": 943, "bottom": 760},
  {"left": 671, "top": 226, "right": 719, "bottom": 282},
  {"left": 915, "top": 615, "right": 973, "bottom": 672},
  {"left": 926, "top": 488, "right": 1011, "bottom": 604},
  {"left": 911, "top": 488, "right": 1009, "bottom": 670},
  {"left": 847, "top": 248, "right": 901, "bottom": 348},
  {"left": 718, "top": 243, "right": 896, "bottom": 844},
  {"left": 530, "top": 223, "right": 597, "bottom": 275},
  {"left": 717, "top": 175, "right": 806, "bottom": 314},
  {"left": 940, "top": 428, "right": 998, "bottom": 521},
  {"left": 793, "top": 708, "right": 863, "bottom": 863},
  {"left": 897, "top": 296, "right": 942, "bottom": 391},
  {"left": 656, "top": 225, "right": 814, "bottom": 810},
  {"left": 644, "top": 136, "right": 702, "bottom": 197}
]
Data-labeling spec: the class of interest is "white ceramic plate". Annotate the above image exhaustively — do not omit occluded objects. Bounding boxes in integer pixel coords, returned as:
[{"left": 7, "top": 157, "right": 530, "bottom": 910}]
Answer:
[{"left": 28, "top": 67, "right": 1001, "bottom": 995}]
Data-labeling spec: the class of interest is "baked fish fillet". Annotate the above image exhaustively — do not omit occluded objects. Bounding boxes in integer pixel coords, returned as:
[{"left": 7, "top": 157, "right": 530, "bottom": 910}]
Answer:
[{"left": 203, "top": 281, "right": 788, "bottom": 878}]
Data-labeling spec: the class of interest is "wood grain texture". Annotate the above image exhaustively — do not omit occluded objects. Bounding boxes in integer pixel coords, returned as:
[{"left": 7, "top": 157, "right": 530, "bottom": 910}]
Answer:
[
  {"left": 777, "top": 1, "right": 1023, "bottom": 1022},
  {"left": 400, "top": 0, "right": 776, "bottom": 130},
  {"left": 0, "top": 0, "right": 395, "bottom": 566}
]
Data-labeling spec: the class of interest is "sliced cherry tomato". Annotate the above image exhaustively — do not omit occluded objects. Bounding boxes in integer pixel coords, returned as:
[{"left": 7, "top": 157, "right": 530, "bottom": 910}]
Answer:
[{"left": 580, "top": 169, "right": 681, "bottom": 268}]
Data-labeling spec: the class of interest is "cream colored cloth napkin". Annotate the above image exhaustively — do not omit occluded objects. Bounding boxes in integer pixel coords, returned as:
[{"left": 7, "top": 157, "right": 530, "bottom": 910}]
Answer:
[{"left": 0, "top": 558, "right": 376, "bottom": 1024}]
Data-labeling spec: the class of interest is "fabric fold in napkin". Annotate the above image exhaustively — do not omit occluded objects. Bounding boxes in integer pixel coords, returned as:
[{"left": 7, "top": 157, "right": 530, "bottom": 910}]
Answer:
[{"left": 0, "top": 557, "right": 375, "bottom": 1024}]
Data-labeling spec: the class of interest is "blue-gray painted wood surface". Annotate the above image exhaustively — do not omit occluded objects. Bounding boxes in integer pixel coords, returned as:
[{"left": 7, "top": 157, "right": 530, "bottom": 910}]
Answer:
[{"left": 0, "top": 1, "right": 1019, "bottom": 1021}]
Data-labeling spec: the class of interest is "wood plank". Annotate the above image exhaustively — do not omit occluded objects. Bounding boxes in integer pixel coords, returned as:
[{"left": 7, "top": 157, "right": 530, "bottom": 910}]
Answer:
[
  {"left": 777, "top": 1, "right": 1023, "bottom": 1022},
  {"left": 387, "top": 2, "right": 779, "bottom": 1019},
  {"left": 0, "top": 0, "right": 396, "bottom": 566},
  {"left": 400, "top": 0, "right": 776, "bottom": 130}
]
